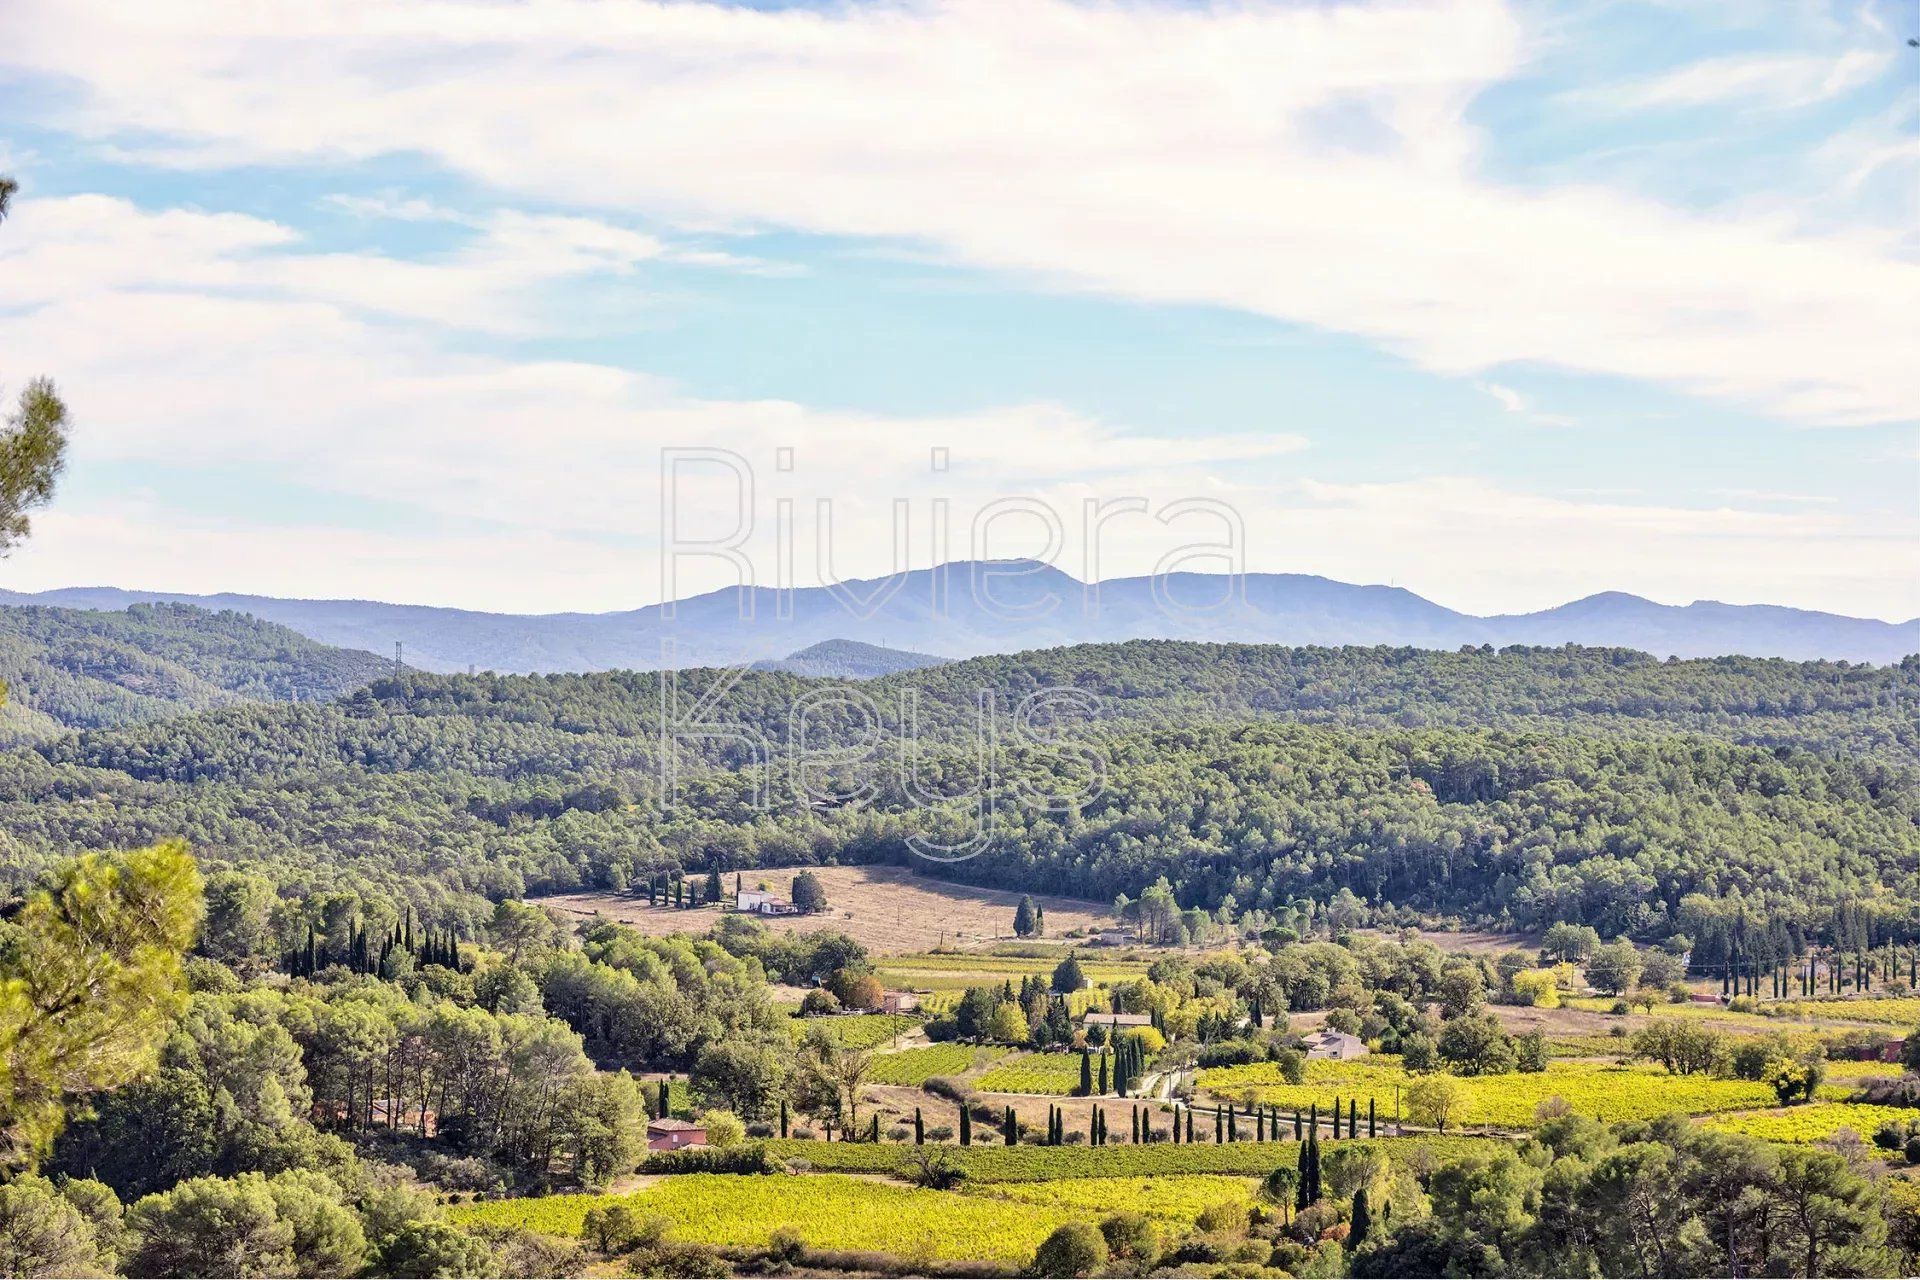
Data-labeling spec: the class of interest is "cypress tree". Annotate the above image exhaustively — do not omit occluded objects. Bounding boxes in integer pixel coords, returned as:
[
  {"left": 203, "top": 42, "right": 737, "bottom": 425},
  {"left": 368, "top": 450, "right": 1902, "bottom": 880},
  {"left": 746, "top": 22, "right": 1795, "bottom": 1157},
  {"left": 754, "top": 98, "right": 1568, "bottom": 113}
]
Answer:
[
  {"left": 1079, "top": 1050, "right": 1093, "bottom": 1097},
  {"left": 1004, "top": 1106, "right": 1017, "bottom": 1146},
  {"left": 1294, "top": 1110, "right": 1303, "bottom": 1140},
  {"left": 1257, "top": 1109, "right": 1266, "bottom": 1142},
  {"left": 1132, "top": 1106, "right": 1141, "bottom": 1144},
  {"left": 869, "top": 1114, "right": 880, "bottom": 1143},
  {"left": 780, "top": 1100, "right": 789, "bottom": 1137},
  {"left": 1349, "top": 1098, "right": 1358, "bottom": 1136},
  {"left": 915, "top": 1107, "right": 924, "bottom": 1145},
  {"left": 1171, "top": 1105, "right": 1180, "bottom": 1143},
  {"left": 1215, "top": 1106, "right": 1223, "bottom": 1144},
  {"left": 1228, "top": 1105, "right": 1238, "bottom": 1142},
  {"left": 1185, "top": 1108, "right": 1194, "bottom": 1143},
  {"left": 1332, "top": 1096, "right": 1342, "bottom": 1139},
  {"left": 1368, "top": 1097, "right": 1376, "bottom": 1138},
  {"left": 1351, "top": 1188, "right": 1371, "bottom": 1242},
  {"left": 1296, "top": 1140, "right": 1313, "bottom": 1212},
  {"left": 1304, "top": 1120, "right": 1322, "bottom": 1202},
  {"left": 960, "top": 1106, "right": 972, "bottom": 1146},
  {"left": 1097, "top": 1052, "right": 1109, "bottom": 1095}
]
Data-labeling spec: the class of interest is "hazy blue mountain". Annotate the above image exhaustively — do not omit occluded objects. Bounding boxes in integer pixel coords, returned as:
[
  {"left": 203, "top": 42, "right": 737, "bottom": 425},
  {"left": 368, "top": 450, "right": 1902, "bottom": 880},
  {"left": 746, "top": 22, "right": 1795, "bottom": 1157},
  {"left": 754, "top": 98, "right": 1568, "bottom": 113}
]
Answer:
[
  {"left": 752, "top": 639, "right": 951, "bottom": 679},
  {"left": 0, "top": 601, "right": 393, "bottom": 740},
  {"left": 4, "top": 562, "right": 1912, "bottom": 672}
]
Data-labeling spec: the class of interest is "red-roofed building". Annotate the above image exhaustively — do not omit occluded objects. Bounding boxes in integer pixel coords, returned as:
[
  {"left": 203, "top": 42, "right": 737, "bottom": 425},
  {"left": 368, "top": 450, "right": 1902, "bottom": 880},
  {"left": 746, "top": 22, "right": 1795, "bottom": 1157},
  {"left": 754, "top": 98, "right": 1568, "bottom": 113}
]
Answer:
[{"left": 647, "top": 1117, "right": 707, "bottom": 1151}]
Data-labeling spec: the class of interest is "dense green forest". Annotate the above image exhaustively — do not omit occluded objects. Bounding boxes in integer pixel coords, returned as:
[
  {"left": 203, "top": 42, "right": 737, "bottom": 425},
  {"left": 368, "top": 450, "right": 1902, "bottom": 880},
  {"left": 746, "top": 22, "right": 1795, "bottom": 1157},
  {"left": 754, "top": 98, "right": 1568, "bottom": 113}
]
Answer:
[
  {"left": 0, "top": 641, "right": 1912, "bottom": 961},
  {"left": 0, "top": 603, "right": 391, "bottom": 740}
]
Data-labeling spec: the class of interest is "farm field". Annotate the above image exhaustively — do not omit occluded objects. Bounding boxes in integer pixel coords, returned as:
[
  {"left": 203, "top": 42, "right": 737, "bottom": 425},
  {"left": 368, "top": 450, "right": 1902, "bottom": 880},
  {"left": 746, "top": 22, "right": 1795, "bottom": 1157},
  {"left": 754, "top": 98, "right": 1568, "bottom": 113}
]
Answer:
[
  {"left": 975, "top": 1051, "right": 1110, "bottom": 1096},
  {"left": 789, "top": 1013, "right": 920, "bottom": 1049},
  {"left": 535, "top": 864, "right": 1114, "bottom": 955},
  {"left": 1701, "top": 1102, "right": 1917, "bottom": 1143},
  {"left": 768, "top": 1134, "right": 1490, "bottom": 1181},
  {"left": 452, "top": 1172, "right": 1079, "bottom": 1263},
  {"left": 1200, "top": 1056, "right": 1778, "bottom": 1127},
  {"left": 971, "top": 1174, "right": 1255, "bottom": 1223},
  {"left": 868, "top": 1043, "right": 1007, "bottom": 1086}
]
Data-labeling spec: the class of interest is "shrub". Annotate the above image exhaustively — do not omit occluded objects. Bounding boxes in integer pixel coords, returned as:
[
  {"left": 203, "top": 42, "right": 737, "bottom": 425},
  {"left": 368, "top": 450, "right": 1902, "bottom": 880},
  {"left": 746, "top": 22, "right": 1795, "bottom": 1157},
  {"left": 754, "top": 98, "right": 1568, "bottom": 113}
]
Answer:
[
  {"left": 641, "top": 1144, "right": 783, "bottom": 1175},
  {"left": 1032, "top": 1223, "right": 1109, "bottom": 1278},
  {"left": 697, "top": 1110, "right": 746, "bottom": 1148},
  {"left": 1100, "top": 1212, "right": 1160, "bottom": 1265},
  {"left": 800, "top": 989, "right": 841, "bottom": 1016}
]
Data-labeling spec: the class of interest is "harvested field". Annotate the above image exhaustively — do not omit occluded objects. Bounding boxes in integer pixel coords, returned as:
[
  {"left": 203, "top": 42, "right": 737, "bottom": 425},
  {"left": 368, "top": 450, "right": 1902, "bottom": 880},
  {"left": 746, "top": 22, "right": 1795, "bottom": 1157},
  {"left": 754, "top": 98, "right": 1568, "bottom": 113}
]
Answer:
[{"left": 535, "top": 863, "right": 1115, "bottom": 955}]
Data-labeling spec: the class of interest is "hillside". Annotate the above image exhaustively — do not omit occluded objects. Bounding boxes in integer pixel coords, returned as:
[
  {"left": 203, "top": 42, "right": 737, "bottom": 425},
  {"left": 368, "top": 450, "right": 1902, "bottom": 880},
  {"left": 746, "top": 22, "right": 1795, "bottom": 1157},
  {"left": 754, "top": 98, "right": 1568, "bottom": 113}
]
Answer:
[
  {"left": 753, "top": 638, "right": 950, "bottom": 679},
  {"left": 0, "top": 640, "right": 1913, "bottom": 943},
  {"left": 5, "top": 562, "right": 1912, "bottom": 671},
  {"left": 0, "top": 601, "right": 393, "bottom": 740}
]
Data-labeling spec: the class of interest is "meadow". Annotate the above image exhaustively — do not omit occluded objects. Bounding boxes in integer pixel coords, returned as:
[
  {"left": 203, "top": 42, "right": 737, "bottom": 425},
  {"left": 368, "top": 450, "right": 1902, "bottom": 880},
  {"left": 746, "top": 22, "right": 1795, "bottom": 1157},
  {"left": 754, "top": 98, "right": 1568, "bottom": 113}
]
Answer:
[{"left": 1200, "top": 1057, "right": 1777, "bottom": 1127}]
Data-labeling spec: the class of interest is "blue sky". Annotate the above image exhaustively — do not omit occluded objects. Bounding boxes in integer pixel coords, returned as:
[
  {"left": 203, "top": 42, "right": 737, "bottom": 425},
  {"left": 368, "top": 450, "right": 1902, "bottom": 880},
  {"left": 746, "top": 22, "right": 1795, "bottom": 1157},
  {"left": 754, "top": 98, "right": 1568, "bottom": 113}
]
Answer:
[{"left": 0, "top": 0, "right": 1915, "bottom": 617}]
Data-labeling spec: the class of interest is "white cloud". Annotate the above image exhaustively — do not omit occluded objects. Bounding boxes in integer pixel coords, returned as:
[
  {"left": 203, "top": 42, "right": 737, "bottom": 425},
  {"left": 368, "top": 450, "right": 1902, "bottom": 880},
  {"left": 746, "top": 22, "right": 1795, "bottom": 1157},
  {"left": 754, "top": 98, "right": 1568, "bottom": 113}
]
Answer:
[
  {"left": 1594, "top": 49, "right": 1892, "bottom": 111},
  {"left": 0, "top": 193, "right": 1909, "bottom": 618},
  {"left": 3, "top": 0, "right": 1916, "bottom": 425}
]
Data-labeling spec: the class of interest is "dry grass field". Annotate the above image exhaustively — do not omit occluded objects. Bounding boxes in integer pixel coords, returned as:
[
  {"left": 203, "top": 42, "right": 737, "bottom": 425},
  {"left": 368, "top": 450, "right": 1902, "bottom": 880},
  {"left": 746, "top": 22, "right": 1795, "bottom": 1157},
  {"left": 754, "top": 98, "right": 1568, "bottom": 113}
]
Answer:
[{"left": 536, "top": 863, "right": 1116, "bottom": 955}]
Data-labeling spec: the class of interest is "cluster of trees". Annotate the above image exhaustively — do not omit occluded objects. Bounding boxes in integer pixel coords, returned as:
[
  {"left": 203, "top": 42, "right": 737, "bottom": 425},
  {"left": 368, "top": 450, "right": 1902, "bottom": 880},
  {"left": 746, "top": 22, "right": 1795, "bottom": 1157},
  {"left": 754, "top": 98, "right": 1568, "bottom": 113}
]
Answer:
[
  {"left": 5, "top": 684, "right": 1915, "bottom": 953},
  {"left": 1025, "top": 1109, "right": 1899, "bottom": 1278},
  {"left": 0, "top": 603, "right": 392, "bottom": 742}
]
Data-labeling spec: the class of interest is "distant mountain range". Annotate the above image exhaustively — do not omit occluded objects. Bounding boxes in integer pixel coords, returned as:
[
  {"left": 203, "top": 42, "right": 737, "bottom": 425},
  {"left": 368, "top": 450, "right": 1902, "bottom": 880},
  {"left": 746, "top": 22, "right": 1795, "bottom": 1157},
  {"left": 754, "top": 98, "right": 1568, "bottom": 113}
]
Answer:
[{"left": 3, "top": 562, "right": 1914, "bottom": 672}]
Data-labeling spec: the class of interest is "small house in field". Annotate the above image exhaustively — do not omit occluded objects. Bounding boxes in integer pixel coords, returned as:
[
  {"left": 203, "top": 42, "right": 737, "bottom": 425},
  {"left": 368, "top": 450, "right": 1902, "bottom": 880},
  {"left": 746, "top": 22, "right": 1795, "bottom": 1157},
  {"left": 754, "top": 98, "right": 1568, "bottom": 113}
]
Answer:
[
  {"left": 1302, "top": 1030, "right": 1368, "bottom": 1061},
  {"left": 735, "top": 890, "right": 795, "bottom": 916},
  {"left": 1688, "top": 992, "right": 1724, "bottom": 1006},
  {"left": 1083, "top": 1012, "right": 1152, "bottom": 1030},
  {"left": 880, "top": 991, "right": 920, "bottom": 1014},
  {"left": 647, "top": 1118, "right": 707, "bottom": 1151},
  {"left": 1090, "top": 929, "right": 1134, "bottom": 947}
]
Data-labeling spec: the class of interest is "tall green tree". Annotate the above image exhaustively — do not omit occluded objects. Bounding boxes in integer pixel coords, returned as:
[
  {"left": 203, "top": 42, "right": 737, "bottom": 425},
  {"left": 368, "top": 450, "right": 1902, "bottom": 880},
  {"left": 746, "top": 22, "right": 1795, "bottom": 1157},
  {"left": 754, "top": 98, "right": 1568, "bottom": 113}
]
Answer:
[
  {"left": 0, "top": 840, "right": 204, "bottom": 1169},
  {"left": 0, "top": 176, "right": 69, "bottom": 561}
]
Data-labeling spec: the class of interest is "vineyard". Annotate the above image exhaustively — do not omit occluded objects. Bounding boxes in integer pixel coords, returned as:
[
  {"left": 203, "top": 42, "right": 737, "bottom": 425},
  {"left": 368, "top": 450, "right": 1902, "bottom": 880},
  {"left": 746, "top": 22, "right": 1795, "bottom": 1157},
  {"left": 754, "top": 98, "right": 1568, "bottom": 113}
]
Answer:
[
  {"left": 970, "top": 1174, "right": 1255, "bottom": 1224},
  {"left": 867, "top": 1043, "right": 1006, "bottom": 1086},
  {"left": 768, "top": 1134, "right": 1489, "bottom": 1182},
  {"left": 452, "top": 1172, "right": 1080, "bottom": 1263},
  {"left": 788, "top": 1014, "right": 921, "bottom": 1049},
  {"left": 1772, "top": 997, "right": 1920, "bottom": 1027},
  {"left": 975, "top": 1051, "right": 1108, "bottom": 1096},
  {"left": 1701, "top": 1103, "right": 1917, "bottom": 1144},
  {"left": 1200, "top": 1057, "right": 1778, "bottom": 1127}
]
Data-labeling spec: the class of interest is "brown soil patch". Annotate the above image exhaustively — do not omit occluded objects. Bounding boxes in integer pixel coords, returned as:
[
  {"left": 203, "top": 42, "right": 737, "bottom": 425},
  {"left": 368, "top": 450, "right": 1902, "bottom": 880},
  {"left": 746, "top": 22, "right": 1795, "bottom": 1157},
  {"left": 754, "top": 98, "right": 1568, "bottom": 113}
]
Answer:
[{"left": 536, "top": 864, "right": 1115, "bottom": 955}]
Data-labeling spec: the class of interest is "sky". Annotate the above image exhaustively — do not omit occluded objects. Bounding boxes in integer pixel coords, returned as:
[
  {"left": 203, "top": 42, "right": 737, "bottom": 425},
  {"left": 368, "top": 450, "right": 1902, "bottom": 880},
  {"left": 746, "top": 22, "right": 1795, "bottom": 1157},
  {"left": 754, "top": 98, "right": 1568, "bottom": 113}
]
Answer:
[{"left": 0, "top": 0, "right": 1916, "bottom": 619}]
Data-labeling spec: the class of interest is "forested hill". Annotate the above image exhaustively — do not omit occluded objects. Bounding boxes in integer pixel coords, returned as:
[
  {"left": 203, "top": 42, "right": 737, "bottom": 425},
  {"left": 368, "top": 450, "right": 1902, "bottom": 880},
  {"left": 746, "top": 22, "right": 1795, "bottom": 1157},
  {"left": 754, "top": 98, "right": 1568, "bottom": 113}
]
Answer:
[
  {"left": 0, "top": 640, "right": 1914, "bottom": 953},
  {"left": 0, "top": 602, "right": 393, "bottom": 740}
]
